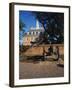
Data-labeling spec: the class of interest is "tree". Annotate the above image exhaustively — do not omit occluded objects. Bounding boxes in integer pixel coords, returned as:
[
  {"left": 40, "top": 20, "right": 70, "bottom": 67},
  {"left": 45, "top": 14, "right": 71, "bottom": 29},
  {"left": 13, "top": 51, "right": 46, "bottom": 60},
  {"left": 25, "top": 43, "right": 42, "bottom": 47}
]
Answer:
[
  {"left": 19, "top": 20, "right": 26, "bottom": 52},
  {"left": 31, "top": 12, "right": 64, "bottom": 61},
  {"left": 32, "top": 12, "right": 64, "bottom": 44},
  {"left": 19, "top": 19, "right": 25, "bottom": 31},
  {"left": 19, "top": 19, "right": 26, "bottom": 39}
]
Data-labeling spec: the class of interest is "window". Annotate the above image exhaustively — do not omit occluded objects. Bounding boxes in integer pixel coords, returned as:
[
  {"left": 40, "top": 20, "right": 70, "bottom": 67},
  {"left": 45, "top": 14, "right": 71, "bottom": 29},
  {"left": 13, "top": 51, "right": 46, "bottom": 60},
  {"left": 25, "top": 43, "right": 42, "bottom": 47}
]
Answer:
[
  {"left": 33, "top": 32, "right": 34, "bottom": 35},
  {"left": 40, "top": 32, "right": 42, "bottom": 34},
  {"left": 29, "top": 32, "right": 31, "bottom": 35},
  {"left": 36, "top": 32, "right": 38, "bottom": 35}
]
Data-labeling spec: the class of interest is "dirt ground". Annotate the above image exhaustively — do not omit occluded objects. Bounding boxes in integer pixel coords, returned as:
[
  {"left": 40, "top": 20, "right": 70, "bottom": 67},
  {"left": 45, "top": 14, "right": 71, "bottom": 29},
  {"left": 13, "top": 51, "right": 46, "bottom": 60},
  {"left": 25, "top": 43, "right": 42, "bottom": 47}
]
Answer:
[
  {"left": 19, "top": 60, "right": 64, "bottom": 79},
  {"left": 19, "top": 45, "right": 64, "bottom": 79}
]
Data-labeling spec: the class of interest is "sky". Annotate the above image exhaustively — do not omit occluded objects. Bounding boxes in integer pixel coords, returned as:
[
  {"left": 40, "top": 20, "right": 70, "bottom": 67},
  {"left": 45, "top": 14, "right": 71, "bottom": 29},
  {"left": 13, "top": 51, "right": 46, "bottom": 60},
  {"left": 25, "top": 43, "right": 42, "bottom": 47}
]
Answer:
[
  {"left": 19, "top": 11, "right": 64, "bottom": 45},
  {"left": 19, "top": 11, "right": 42, "bottom": 45},
  {"left": 19, "top": 11, "right": 39, "bottom": 45},
  {"left": 19, "top": 11, "right": 37, "bottom": 32}
]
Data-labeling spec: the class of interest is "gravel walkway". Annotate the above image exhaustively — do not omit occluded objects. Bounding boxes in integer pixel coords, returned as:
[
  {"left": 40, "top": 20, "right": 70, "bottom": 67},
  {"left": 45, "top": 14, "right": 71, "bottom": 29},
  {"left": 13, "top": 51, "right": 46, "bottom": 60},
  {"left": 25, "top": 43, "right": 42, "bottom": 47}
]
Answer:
[{"left": 19, "top": 60, "right": 64, "bottom": 79}]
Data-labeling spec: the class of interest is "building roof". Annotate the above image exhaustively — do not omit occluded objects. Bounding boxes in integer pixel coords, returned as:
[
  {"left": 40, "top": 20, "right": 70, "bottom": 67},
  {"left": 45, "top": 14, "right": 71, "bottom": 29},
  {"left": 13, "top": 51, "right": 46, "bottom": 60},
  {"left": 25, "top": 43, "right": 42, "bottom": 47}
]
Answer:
[{"left": 23, "top": 20, "right": 44, "bottom": 37}]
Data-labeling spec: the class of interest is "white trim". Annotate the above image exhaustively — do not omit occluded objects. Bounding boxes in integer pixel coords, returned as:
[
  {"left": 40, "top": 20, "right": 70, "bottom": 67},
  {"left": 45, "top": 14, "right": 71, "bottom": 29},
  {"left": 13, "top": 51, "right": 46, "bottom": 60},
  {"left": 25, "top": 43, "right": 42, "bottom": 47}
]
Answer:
[{"left": 14, "top": 4, "right": 69, "bottom": 86}]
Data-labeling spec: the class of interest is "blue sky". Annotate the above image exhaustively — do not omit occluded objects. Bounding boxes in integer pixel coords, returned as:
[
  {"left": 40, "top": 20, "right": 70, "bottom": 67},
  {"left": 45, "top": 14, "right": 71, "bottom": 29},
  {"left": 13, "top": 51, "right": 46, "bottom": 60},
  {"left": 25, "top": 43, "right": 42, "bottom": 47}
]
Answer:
[
  {"left": 19, "top": 11, "right": 39, "bottom": 45},
  {"left": 19, "top": 11, "right": 37, "bottom": 32},
  {"left": 19, "top": 11, "right": 64, "bottom": 45}
]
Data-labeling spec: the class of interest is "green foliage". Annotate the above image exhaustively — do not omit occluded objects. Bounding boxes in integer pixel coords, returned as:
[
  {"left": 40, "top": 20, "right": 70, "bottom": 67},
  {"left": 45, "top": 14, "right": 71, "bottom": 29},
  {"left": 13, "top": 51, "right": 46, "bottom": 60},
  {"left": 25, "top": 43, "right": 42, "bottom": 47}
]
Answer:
[{"left": 33, "top": 12, "right": 64, "bottom": 44}]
